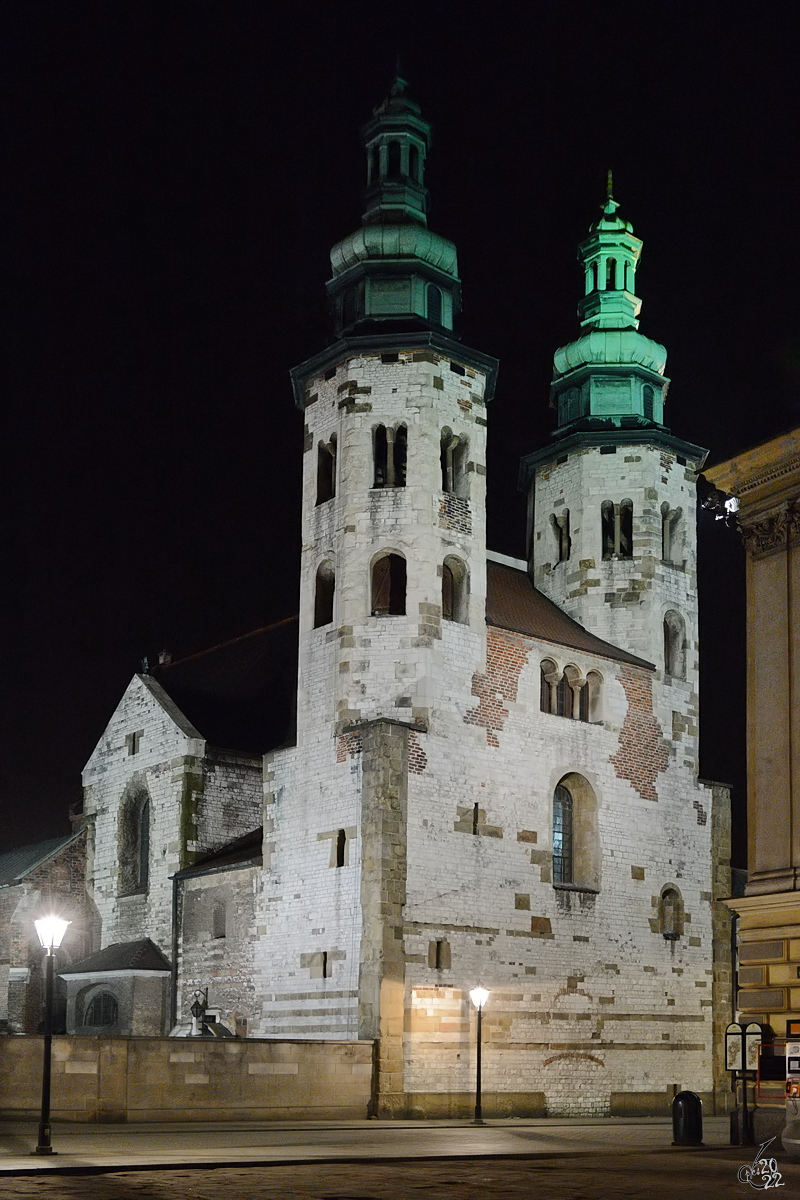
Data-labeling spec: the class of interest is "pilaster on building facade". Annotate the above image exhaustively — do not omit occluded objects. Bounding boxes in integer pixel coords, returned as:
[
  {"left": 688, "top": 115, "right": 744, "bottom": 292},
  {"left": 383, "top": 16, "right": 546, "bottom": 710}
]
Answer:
[{"left": 70, "top": 80, "right": 733, "bottom": 1119}]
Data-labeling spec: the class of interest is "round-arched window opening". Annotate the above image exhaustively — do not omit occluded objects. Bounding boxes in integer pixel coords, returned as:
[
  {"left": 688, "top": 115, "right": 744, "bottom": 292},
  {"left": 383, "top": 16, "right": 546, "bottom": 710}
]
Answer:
[{"left": 84, "top": 992, "right": 118, "bottom": 1027}]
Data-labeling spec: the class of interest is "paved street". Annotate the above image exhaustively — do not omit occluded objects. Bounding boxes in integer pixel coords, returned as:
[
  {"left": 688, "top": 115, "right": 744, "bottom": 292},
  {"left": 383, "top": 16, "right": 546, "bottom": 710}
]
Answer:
[
  {"left": 2, "top": 1114, "right": 794, "bottom": 1196},
  {"left": 1, "top": 1148, "right": 799, "bottom": 1199}
]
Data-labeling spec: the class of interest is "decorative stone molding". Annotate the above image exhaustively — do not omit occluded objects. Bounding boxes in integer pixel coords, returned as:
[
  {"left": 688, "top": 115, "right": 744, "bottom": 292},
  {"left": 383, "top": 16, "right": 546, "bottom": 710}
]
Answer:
[{"left": 739, "top": 502, "right": 800, "bottom": 559}]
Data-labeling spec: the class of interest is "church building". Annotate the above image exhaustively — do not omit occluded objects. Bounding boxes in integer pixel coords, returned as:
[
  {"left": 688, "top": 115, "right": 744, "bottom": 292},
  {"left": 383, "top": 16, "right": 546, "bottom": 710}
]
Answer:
[{"left": 74, "top": 78, "right": 732, "bottom": 1117}]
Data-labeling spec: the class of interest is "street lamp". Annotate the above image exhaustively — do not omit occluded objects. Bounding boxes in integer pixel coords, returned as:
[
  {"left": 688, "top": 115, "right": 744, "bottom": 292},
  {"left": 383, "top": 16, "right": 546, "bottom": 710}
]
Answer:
[
  {"left": 469, "top": 986, "right": 489, "bottom": 1125},
  {"left": 33, "top": 916, "right": 70, "bottom": 1156}
]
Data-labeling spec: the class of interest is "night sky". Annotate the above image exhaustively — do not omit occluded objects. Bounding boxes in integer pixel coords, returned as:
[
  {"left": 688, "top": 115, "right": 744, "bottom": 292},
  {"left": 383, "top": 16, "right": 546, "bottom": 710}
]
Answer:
[{"left": 4, "top": 4, "right": 798, "bottom": 866}]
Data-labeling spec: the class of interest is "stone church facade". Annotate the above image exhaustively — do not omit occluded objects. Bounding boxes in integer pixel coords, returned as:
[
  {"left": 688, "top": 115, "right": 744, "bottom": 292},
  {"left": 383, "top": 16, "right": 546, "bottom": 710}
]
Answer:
[{"left": 75, "top": 79, "right": 732, "bottom": 1117}]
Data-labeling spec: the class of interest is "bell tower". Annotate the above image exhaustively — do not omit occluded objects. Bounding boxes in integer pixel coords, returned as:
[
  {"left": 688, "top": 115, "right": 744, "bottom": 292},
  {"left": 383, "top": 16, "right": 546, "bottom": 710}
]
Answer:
[
  {"left": 291, "top": 76, "right": 498, "bottom": 740},
  {"left": 520, "top": 183, "right": 707, "bottom": 678}
]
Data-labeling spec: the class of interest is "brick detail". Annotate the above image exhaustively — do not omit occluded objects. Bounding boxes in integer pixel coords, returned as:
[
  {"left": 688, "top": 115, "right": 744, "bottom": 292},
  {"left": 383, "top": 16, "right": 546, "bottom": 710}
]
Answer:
[
  {"left": 408, "top": 731, "right": 428, "bottom": 775},
  {"left": 693, "top": 799, "right": 707, "bottom": 826},
  {"left": 438, "top": 492, "right": 472, "bottom": 535},
  {"left": 464, "top": 629, "right": 528, "bottom": 747},
  {"left": 609, "top": 667, "right": 668, "bottom": 802},
  {"left": 336, "top": 731, "right": 363, "bottom": 763}
]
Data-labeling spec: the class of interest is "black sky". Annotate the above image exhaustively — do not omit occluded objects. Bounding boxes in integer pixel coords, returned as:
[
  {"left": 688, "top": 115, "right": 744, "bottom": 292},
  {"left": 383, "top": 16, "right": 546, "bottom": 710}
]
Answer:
[{"left": 4, "top": 2, "right": 798, "bottom": 865}]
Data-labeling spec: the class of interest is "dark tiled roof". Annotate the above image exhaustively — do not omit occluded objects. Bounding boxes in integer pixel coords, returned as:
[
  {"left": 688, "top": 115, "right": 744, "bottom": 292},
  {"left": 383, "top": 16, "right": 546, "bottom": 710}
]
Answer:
[
  {"left": 0, "top": 832, "right": 83, "bottom": 888},
  {"left": 174, "top": 828, "right": 263, "bottom": 878},
  {"left": 61, "top": 938, "right": 171, "bottom": 975},
  {"left": 485, "top": 560, "right": 653, "bottom": 669},
  {"left": 150, "top": 617, "right": 298, "bottom": 755}
]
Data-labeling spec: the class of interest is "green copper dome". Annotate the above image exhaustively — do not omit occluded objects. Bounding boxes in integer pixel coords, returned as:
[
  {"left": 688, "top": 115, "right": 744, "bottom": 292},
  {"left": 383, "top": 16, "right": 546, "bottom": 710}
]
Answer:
[
  {"left": 550, "top": 177, "right": 670, "bottom": 435},
  {"left": 326, "top": 76, "right": 461, "bottom": 337}
]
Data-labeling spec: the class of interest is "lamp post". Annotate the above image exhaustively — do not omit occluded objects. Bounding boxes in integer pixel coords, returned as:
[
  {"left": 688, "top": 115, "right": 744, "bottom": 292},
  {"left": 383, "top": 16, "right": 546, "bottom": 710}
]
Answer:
[
  {"left": 190, "top": 988, "right": 208, "bottom": 1036},
  {"left": 469, "top": 986, "right": 489, "bottom": 1125},
  {"left": 33, "top": 916, "right": 70, "bottom": 1156}
]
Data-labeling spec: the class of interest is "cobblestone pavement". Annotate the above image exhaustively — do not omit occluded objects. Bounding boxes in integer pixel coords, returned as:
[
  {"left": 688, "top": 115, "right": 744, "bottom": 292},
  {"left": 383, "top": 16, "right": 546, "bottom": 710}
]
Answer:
[{"left": 2, "top": 1149, "right": 798, "bottom": 1199}]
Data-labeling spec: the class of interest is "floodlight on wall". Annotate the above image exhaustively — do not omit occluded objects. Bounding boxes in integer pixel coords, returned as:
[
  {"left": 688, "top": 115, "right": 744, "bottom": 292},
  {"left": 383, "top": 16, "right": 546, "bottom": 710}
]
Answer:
[
  {"left": 32, "top": 915, "right": 70, "bottom": 1155},
  {"left": 469, "top": 985, "right": 489, "bottom": 1125}
]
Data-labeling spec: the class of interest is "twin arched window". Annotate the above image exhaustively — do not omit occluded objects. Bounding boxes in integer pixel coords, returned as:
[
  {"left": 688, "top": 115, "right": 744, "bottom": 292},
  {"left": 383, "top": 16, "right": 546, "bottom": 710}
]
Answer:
[
  {"left": 374, "top": 425, "right": 407, "bottom": 488},
  {"left": 601, "top": 499, "right": 633, "bottom": 559},
  {"left": 540, "top": 661, "right": 601, "bottom": 722}
]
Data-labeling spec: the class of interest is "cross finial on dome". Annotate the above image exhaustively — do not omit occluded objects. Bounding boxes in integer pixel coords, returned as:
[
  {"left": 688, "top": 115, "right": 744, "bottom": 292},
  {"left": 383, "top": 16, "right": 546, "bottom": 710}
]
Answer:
[
  {"left": 603, "top": 169, "right": 620, "bottom": 217},
  {"left": 391, "top": 56, "right": 408, "bottom": 97}
]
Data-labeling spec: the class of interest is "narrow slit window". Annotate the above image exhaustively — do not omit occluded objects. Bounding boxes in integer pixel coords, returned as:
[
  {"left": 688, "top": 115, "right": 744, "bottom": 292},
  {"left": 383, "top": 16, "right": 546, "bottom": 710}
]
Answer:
[
  {"left": 605, "top": 257, "right": 617, "bottom": 289},
  {"left": 601, "top": 501, "right": 615, "bottom": 559},
  {"left": 316, "top": 439, "right": 336, "bottom": 505},
  {"left": 553, "top": 785, "right": 574, "bottom": 885},
  {"left": 556, "top": 674, "right": 573, "bottom": 719},
  {"left": 386, "top": 140, "right": 401, "bottom": 179},
  {"left": 314, "top": 562, "right": 335, "bottom": 628},
  {"left": 335, "top": 829, "right": 346, "bottom": 868},
  {"left": 472, "top": 803, "right": 480, "bottom": 835},
  {"left": 643, "top": 385, "right": 654, "bottom": 421},
  {"left": 137, "top": 799, "right": 150, "bottom": 890},
  {"left": 374, "top": 425, "right": 388, "bottom": 487},
  {"left": 618, "top": 499, "right": 633, "bottom": 558},
  {"left": 408, "top": 143, "right": 420, "bottom": 181},
  {"left": 427, "top": 284, "right": 442, "bottom": 325},
  {"left": 393, "top": 425, "right": 407, "bottom": 487}
]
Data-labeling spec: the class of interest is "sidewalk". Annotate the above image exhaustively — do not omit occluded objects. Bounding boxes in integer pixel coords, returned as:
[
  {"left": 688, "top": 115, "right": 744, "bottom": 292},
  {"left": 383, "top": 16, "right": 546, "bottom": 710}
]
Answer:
[{"left": 0, "top": 1115, "right": 731, "bottom": 1175}]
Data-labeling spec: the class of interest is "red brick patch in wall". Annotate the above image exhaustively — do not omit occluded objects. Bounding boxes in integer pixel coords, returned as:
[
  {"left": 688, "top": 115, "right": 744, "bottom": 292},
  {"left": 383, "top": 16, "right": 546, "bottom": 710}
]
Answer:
[
  {"left": 408, "top": 731, "right": 428, "bottom": 775},
  {"left": 609, "top": 667, "right": 669, "bottom": 802},
  {"left": 336, "top": 731, "right": 363, "bottom": 763},
  {"left": 464, "top": 629, "right": 528, "bottom": 747}
]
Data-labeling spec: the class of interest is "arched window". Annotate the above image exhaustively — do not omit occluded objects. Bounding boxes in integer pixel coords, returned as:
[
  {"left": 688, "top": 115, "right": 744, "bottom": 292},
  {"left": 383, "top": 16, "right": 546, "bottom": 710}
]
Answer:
[
  {"left": 643, "top": 385, "right": 654, "bottom": 421},
  {"left": 605, "top": 257, "right": 617, "bottom": 289},
  {"left": 540, "top": 659, "right": 557, "bottom": 713},
  {"left": 660, "top": 887, "right": 684, "bottom": 940},
  {"left": 212, "top": 900, "right": 226, "bottom": 939},
  {"left": 662, "top": 504, "right": 683, "bottom": 564},
  {"left": 427, "top": 284, "right": 442, "bottom": 325},
  {"left": 442, "top": 556, "right": 468, "bottom": 623},
  {"left": 441, "top": 430, "right": 468, "bottom": 496},
  {"left": 84, "top": 992, "right": 118, "bottom": 1027},
  {"left": 137, "top": 799, "right": 150, "bottom": 890},
  {"left": 663, "top": 610, "right": 686, "bottom": 679},
  {"left": 625, "top": 262, "right": 632, "bottom": 290},
  {"left": 552, "top": 773, "right": 600, "bottom": 891},
  {"left": 371, "top": 553, "right": 406, "bottom": 616},
  {"left": 556, "top": 673, "right": 573, "bottom": 719},
  {"left": 601, "top": 501, "right": 615, "bottom": 559},
  {"left": 316, "top": 437, "right": 336, "bottom": 505},
  {"left": 119, "top": 784, "right": 151, "bottom": 896},
  {"left": 314, "top": 561, "right": 335, "bottom": 628},
  {"left": 550, "top": 510, "right": 571, "bottom": 563},
  {"left": 386, "top": 140, "right": 401, "bottom": 179},
  {"left": 619, "top": 499, "right": 633, "bottom": 558},
  {"left": 586, "top": 671, "right": 603, "bottom": 722},
  {"left": 408, "top": 143, "right": 420, "bottom": 181},
  {"left": 374, "top": 425, "right": 388, "bottom": 487},
  {"left": 552, "top": 784, "right": 574, "bottom": 884}
]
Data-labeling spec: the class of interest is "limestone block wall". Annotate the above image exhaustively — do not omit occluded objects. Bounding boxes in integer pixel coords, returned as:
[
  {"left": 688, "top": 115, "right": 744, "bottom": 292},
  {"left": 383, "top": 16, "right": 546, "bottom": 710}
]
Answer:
[
  {"left": 531, "top": 443, "right": 700, "bottom": 674},
  {"left": 399, "top": 620, "right": 721, "bottom": 1116},
  {"left": 82, "top": 675, "right": 205, "bottom": 956},
  {"left": 0, "top": 1035, "right": 372, "bottom": 1122},
  {"left": 178, "top": 864, "right": 259, "bottom": 1036},
  {"left": 198, "top": 750, "right": 262, "bottom": 851}
]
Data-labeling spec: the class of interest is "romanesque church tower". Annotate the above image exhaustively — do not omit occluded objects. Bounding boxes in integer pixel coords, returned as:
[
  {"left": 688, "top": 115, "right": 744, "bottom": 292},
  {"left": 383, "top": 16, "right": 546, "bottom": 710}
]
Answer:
[{"left": 520, "top": 184, "right": 707, "bottom": 702}]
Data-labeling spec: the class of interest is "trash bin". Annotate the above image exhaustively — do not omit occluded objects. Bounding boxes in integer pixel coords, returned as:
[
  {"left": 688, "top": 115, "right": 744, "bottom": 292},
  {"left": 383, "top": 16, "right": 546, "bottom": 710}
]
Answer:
[{"left": 672, "top": 1090, "right": 703, "bottom": 1146}]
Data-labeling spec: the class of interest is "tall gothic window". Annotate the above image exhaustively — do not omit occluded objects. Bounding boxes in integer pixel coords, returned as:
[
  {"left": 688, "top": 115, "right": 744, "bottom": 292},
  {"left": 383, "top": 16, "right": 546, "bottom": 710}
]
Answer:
[
  {"left": 316, "top": 437, "right": 336, "bottom": 505},
  {"left": 552, "top": 785, "right": 574, "bottom": 885}
]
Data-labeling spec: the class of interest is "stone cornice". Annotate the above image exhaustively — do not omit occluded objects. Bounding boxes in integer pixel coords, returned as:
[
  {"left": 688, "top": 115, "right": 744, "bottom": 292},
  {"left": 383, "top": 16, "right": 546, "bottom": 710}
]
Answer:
[{"left": 738, "top": 501, "right": 800, "bottom": 559}]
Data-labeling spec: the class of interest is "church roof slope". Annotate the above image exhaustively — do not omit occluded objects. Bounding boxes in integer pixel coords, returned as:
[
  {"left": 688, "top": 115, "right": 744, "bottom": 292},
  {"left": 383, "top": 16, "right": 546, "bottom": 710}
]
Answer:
[
  {"left": 150, "top": 617, "right": 298, "bottom": 755},
  {"left": 0, "top": 831, "right": 83, "bottom": 888},
  {"left": 61, "top": 938, "right": 171, "bottom": 975},
  {"left": 174, "top": 828, "right": 263, "bottom": 878},
  {"left": 485, "top": 560, "right": 653, "bottom": 669}
]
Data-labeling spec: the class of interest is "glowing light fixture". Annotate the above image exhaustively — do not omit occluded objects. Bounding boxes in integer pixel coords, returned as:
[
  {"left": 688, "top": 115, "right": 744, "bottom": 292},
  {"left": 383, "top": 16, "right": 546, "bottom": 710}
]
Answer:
[
  {"left": 469, "top": 986, "right": 489, "bottom": 1010},
  {"left": 34, "top": 917, "right": 70, "bottom": 953}
]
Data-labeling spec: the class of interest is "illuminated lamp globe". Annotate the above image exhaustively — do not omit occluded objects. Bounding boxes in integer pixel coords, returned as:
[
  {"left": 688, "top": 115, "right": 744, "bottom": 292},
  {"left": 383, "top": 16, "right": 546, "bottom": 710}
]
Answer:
[
  {"left": 34, "top": 917, "right": 70, "bottom": 952},
  {"left": 469, "top": 986, "right": 489, "bottom": 1010}
]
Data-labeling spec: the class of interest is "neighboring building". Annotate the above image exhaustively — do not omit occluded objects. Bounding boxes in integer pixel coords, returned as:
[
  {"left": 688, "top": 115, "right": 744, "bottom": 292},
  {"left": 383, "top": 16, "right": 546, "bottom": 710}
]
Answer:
[
  {"left": 77, "top": 79, "right": 732, "bottom": 1117},
  {"left": 0, "top": 830, "right": 90, "bottom": 1033},
  {"left": 706, "top": 428, "right": 800, "bottom": 1132}
]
